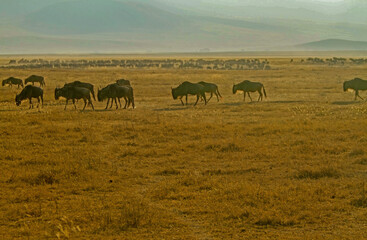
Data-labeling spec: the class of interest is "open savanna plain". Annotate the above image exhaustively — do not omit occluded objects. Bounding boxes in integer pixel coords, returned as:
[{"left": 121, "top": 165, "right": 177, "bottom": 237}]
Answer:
[{"left": 1, "top": 55, "right": 367, "bottom": 239}]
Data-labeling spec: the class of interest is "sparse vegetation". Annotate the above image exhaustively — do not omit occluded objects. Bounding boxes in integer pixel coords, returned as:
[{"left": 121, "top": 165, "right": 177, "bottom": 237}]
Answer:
[{"left": 1, "top": 56, "right": 367, "bottom": 239}]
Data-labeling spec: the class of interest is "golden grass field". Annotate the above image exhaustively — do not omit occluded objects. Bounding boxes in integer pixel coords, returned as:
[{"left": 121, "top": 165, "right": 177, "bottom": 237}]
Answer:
[{"left": 1, "top": 56, "right": 367, "bottom": 239}]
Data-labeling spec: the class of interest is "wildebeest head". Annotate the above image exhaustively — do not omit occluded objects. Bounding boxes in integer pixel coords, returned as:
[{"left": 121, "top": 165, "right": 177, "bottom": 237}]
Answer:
[
  {"left": 2, "top": 80, "right": 6, "bottom": 86},
  {"left": 232, "top": 84, "right": 238, "bottom": 94},
  {"left": 55, "top": 88, "right": 61, "bottom": 100},
  {"left": 97, "top": 88, "right": 107, "bottom": 102},
  {"left": 15, "top": 94, "right": 21, "bottom": 106},
  {"left": 171, "top": 87, "right": 178, "bottom": 100},
  {"left": 343, "top": 81, "right": 348, "bottom": 92}
]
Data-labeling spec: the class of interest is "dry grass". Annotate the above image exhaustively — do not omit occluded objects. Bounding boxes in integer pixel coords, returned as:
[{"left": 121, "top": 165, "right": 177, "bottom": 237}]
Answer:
[{"left": 1, "top": 56, "right": 367, "bottom": 239}]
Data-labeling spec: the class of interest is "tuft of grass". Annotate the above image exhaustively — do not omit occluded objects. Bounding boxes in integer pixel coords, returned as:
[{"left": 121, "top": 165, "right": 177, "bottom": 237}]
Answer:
[
  {"left": 220, "top": 143, "right": 242, "bottom": 152},
  {"left": 295, "top": 167, "right": 340, "bottom": 180},
  {"left": 21, "top": 170, "right": 59, "bottom": 185}
]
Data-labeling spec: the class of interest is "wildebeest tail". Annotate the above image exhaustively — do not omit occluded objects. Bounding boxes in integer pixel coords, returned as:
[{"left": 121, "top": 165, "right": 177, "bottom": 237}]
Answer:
[
  {"left": 263, "top": 86, "right": 267, "bottom": 98},
  {"left": 216, "top": 87, "right": 222, "bottom": 98}
]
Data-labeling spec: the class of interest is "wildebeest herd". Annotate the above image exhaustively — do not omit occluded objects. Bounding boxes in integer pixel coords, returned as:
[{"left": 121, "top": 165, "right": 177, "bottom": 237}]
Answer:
[{"left": 2, "top": 74, "right": 367, "bottom": 110}]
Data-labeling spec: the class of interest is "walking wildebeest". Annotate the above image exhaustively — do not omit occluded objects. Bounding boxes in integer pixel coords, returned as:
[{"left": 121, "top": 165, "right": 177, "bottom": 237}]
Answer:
[
  {"left": 98, "top": 83, "right": 135, "bottom": 109},
  {"left": 64, "top": 81, "right": 96, "bottom": 101},
  {"left": 171, "top": 81, "right": 207, "bottom": 106},
  {"left": 25, "top": 75, "right": 45, "bottom": 87},
  {"left": 198, "top": 81, "right": 222, "bottom": 103},
  {"left": 55, "top": 86, "right": 94, "bottom": 111},
  {"left": 233, "top": 80, "right": 267, "bottom": 102},
  {"left": 15, "top": 85, "right": 43, "bottom": 109},
  {"left": 343, "top": 78, "right": 367, "bottom": 100},
  {"left": 2, "top": 77, "right": 23, "bottom": 88},
  {"left": 116, "top": 79, "right": 131, "bottom": 86}
]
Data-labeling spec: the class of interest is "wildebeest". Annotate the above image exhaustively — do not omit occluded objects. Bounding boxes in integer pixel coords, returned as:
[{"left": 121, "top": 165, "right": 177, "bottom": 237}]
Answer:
[
  {"left": 15, "top": 85, "right": 43, "bottom": 109},
  {"left": 97, "top": 83, "right": 135, "bottom": 109},
  {"left": 55, "top": 86, "right": 94, "bottom": 111},
  {"left": 25, "top": 75, "right": 45, "bottom": 87},
  {"left": 171, "top": 81, "right": 207, "bottom": 106},
  {"left": 2, "top": 77, "right": 23, "bottom": 88},
  {"left": 64, "top": 81, "right": 96, "bottom": 101},
  {"left": 198, "top": 81, "right": 222, "bottom": 103},
  {"left": 233, "top": 80, "right": 267, "bottom": 102},
  {"left": 116, "top": 78, "right": 131, "bottom": 86},
  {"left": 343, "top": 78, "right": 367, "bottom": 100}
]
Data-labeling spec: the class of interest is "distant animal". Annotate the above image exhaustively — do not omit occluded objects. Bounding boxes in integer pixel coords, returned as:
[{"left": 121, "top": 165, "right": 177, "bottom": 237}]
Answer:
[
  {"left": 197, "top": 81, "right": 222, "bottom": 103},
  {"left": 15, "top": 85, "right": 43, "bottom": 109},
  {"left": 2, "top": 77, "right": 23, "bottom": 88},
  {"left": 64, "top": 81, "right": 96, "bottom": 101},
  {"left": 343, "top": 78, "right": 367, "bottom": 100},
  {"left": 25, "top": 75, "right": 45, "bottom": 87},
  {"left": 233, "top": 80, "right": 267, "bottom": 102},
  {"left": 97, "top": 83, "right": 135, "bottom": 109},
  {"left": 55, "top": 86, "right": 94, "bottom": 111},
  {"left": 116, "top": 79, "right": 131, "bottom": 86},
  {"left": 171, "top": 81, "right": 207, "bottom": 106}
]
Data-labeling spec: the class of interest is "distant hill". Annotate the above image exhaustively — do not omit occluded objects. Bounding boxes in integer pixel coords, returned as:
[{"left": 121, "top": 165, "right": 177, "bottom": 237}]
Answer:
[
  {"left": 295, "top": 39, "right": 367, "bottom": 51},
  {"left": 1, "top": 0, "right": 367, "bottom": 53}
]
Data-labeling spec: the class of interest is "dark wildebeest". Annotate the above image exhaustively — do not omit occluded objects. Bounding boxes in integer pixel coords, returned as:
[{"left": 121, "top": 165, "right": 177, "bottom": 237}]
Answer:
[
  {"left": 171, "top": 81, "right": 207, "bottom": 106},
  {"left": 233, "top": 80, "right": 267, "bottom": 102},
  {"left": 25, "top": 75, "right": 45, "bottom": 87},
  {"left": 2, "top": 77, "right": 24, "bottom": 88},
  {"left": 15, "top": 85, "right": 43, "bottom": 109},
  {"left": 343, "top": 78, "right": 367, "bottom": 100},
  {"left": 116, "top": 79, "right": 131, "bottom": 86},
  {"left": 198, "top": 81, "right": 222, "bottom": 103},
  {"left": 64, "top": 81, "right": 96, "bottom": 101},
  {"left": 97, "top": 83, "right": 135, "bottom": 109},
  {"left": 55, "top": 86, "right": 94, "bottom": 111}
]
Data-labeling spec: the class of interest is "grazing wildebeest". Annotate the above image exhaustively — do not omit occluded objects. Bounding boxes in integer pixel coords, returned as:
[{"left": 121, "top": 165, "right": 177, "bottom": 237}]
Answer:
[
  {"left": 171, "top": 81, "right": 207, "bottom": 106},
  {"left": 116, "top": 79, "right": 131, "bottom": 86},
  {"left": 343, "top": 78, "right": 367, "bottom": 100},
  {"left": 233, "top": 80, "right": 267, "bottom": 102},
  {"left": 15, "top": 85, "right": 43, "bottom": 109},
  {"left": 64, "top": 81, "right": 96, "bottom": 101},
  {"left": 55, "top": 86, "right": 94, "bottom": 111},
  {"left": 198, "top": 81, "right": 222, "bottom": 103},
  {"left": 98, "top": 83, "right": 135, "bottom": 109},
  {"left": 2, "top": 77, "right": 23, "bottom": 88},
  {"left": 25, "top": 75, "right": 45, "bottom": 87}
]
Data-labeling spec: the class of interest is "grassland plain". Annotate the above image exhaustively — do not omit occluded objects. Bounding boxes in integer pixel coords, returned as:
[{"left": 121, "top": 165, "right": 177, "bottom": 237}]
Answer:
[{"left": 1, "top": 56, "right": 367, "bottom": 239}]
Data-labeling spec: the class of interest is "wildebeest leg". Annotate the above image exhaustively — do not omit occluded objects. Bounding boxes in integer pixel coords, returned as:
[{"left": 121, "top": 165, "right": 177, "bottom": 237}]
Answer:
[
  {"left": 82, "top": 98, "right": 87, "bottom": 111},
  {"left": 65, "top": 99, "right": 69, "bottom": 110},
  {"left": 207, "top": 92, "right": 213, "bottom": 103},
  {"left": 355, "top": 90, "right": 364, "bottom": 100},
  {"left": 194, "top": 95, "right": 200, "bottom": 106},
  {"left": 89, "top": 98, "right": 94, "bottom": 110},
  {"left": 29, "top": 98, "right": 32, "bottom": 109},
  {"left": 115, "top": 98, "right": 119, "bottom": 109},
  {"left": 72, "top": 99, "right": 77, "bottom": 110},
  {"left": 109, "top": 98, "right": 114, "bottom": 108},
  {"left": 123, "top": 97, "right": 128, "bottom": 109},
  {"left": 179, "top": 96, "right": 184, "bottom": 106},
  {"left": 248, "top": 92, "right": 253, "bottom": 102},
  {"left": 185, "top": 95, "right": 188, "bottom": 105},
  {"left": 203, "top": 93, "right": 207, "bottom": 105},
  {"left": 105, "top": 98, "right": 110, "bottom": 109},
  {"left": 243, "top": 92, "right": 246, "bottom": 102},
  {"left": 37, "top": 97, "right": 40, "bottom": 108},
  {"left": 258, "top": 90, "right": 263, "bottom": 101},
  {"left": 215, "top": 92, "right": 219, "bottom": 102},
  {"left": 117, "top": 98, "right": 122, "bottom": 109}
]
